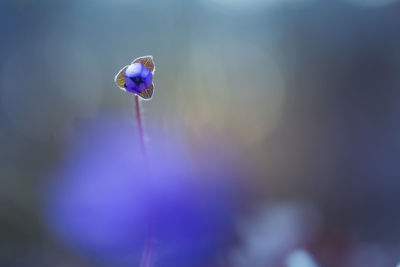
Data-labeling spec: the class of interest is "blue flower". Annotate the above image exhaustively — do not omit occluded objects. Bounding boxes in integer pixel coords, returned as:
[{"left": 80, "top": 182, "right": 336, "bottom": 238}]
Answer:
[
  {"left": 124, "top": 62, "right": 153, "bottom": 94},
  {"left": 114, "top": 55, "right": 155, "bottom": 100},
  {"left": 43, "top": 116, "right": 238, "bottom": 264}
]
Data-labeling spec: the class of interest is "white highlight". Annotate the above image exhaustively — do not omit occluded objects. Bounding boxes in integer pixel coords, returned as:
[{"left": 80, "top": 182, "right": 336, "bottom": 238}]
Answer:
[
  {"left": 286, "top": 249, "right": 319, "bottom": 267},
  {"left": 230, "top": 203, "right": 320, "bottom": 266}
]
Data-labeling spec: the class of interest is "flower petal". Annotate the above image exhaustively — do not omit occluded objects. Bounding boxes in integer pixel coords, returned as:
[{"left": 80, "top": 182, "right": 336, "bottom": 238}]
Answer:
[
  {"left": 138, "top": 83, "right": 154, "bottom": 100},
  {"left": 114, "top": 65, "right": 129, "bottom": 89},
  {"left": 133, "top": 56, "right": 155, "bottom": 73},
  {"left": 125, "top": 63, "right": 143, "bottom": 78}
]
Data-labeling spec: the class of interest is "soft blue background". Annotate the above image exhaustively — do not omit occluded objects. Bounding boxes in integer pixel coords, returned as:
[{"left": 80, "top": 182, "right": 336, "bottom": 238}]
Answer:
[{"left": 1, "top": 0, "right": 400, "bottom": 266}]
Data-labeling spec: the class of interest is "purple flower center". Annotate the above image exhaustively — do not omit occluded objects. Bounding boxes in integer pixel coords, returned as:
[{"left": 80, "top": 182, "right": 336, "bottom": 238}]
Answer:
[
  {"left": 124, "top": 62, "right": 152, "bottom": 94},
  {"left": 131, "top": 76, "right": 144, "bottom": 85}
]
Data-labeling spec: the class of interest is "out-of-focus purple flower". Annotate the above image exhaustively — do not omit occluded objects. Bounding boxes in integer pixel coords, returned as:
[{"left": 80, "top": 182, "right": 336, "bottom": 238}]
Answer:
[
  {"left": 124, "top": 62, "right": 153, "bottom": 94},
  {"left": 42, "top": 115, "right": 239, "bottom": 266}
]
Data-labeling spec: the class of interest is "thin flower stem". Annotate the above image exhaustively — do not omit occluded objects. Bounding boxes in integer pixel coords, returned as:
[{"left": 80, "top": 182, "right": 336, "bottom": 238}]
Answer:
[
  {"left": 135, "top": 95, "right": 153, "bottom": 267},
  {"left": 134, "top": 95, "right": 146, "bottom": 158},
  {"left": 141, "top": 220, "right": 153, "bottom": 267}
]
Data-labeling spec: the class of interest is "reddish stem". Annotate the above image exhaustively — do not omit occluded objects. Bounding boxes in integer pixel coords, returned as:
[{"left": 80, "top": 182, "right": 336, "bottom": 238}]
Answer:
[
  {"left": 141, "top": 220, "right": 153, "bottom": 267},
  {"left": 135, "top": 95, "right": 153, "bottom": 267},
  {"left": 134, "top": 95, "right": 146, "bottom": 157}
]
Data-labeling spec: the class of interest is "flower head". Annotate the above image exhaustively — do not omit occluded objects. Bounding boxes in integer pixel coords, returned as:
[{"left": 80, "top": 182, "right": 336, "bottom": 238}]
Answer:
[{"left": 114, "top": 55, "right": 155, "bottom": 100}]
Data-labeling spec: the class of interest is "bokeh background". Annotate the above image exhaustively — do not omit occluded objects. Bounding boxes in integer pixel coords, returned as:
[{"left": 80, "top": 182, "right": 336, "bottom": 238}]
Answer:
[{"left": 1, "top": 0, "right": 400, "bottom": 266}]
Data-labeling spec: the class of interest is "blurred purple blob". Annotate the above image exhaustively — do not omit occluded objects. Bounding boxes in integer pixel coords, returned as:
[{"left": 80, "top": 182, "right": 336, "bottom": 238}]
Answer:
[{"left": 42, "top": 114, "right": 238, "bottom": 265}]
